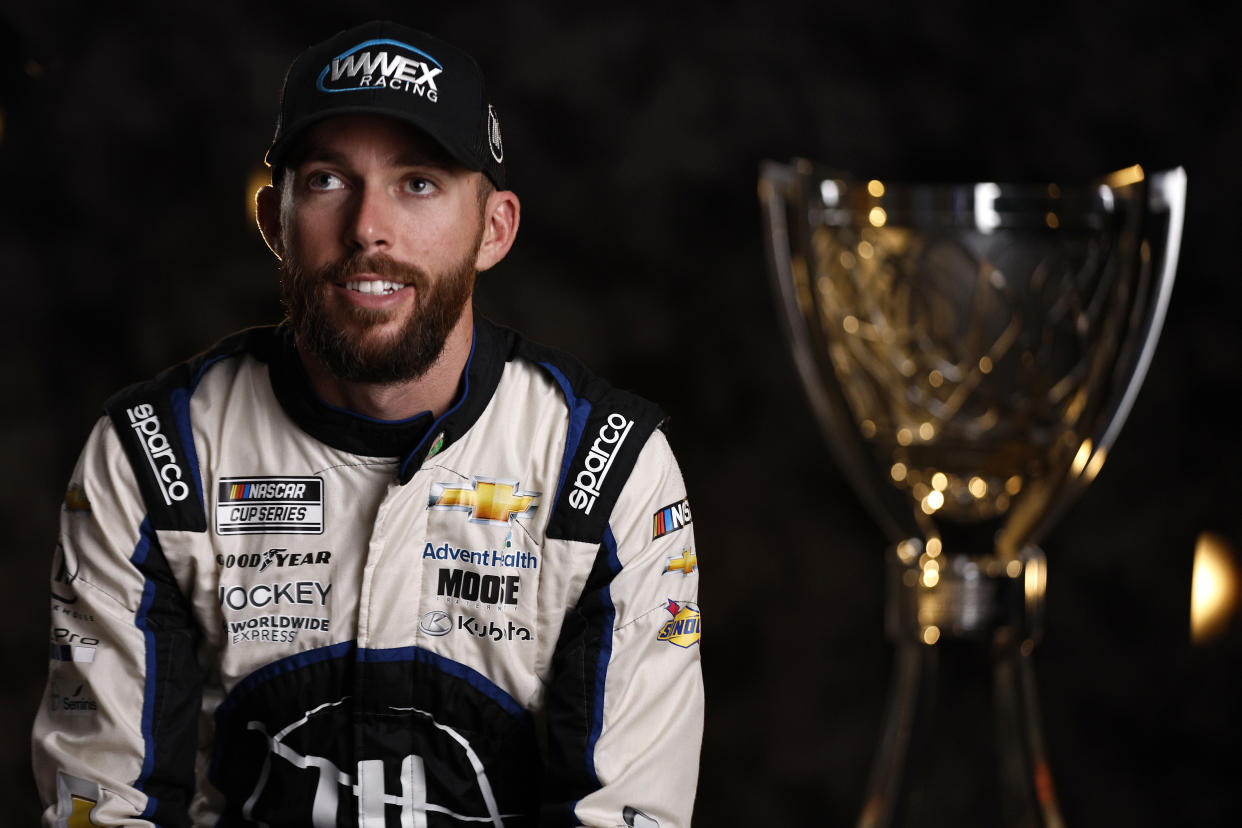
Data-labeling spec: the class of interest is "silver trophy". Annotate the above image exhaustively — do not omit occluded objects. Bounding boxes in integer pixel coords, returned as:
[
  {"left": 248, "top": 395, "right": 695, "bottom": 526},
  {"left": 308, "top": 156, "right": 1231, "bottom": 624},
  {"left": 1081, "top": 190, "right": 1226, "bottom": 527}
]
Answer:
[{"left": 760, "top": 161, "right": 1186, "bottom": 826}]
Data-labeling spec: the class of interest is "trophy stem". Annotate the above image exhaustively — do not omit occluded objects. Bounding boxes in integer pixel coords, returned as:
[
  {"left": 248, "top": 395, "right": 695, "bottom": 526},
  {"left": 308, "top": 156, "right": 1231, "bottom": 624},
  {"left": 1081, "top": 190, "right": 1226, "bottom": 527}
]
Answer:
[{"left": 858, "top": 544, "right": 1066, "bottom": 828}]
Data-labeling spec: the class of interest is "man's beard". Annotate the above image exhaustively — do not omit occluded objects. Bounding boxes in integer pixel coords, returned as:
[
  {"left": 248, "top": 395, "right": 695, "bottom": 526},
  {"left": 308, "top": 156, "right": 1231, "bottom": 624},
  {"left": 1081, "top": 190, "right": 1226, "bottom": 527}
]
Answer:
[{"left": 280, "top": 242, "right": 478, "bottom": 385}]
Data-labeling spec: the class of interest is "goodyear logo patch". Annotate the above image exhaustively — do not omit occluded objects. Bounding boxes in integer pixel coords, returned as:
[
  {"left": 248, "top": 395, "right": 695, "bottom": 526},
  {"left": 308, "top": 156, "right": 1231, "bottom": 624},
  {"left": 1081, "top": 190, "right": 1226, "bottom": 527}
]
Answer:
[
  {"left": 652, "top": 497, "right": 692, "bottom": 539},
  {"left": 657, "top": 599, "right": 701, "bottom": 648},
  {"left": 215, "top": 477, "right": 324, "bottom": 535}
]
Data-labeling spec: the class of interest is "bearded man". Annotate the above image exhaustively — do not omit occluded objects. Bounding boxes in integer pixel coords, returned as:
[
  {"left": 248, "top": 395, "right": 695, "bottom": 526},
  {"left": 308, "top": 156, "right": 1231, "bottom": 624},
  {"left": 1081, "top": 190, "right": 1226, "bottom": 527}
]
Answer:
[{"left": 33, "top": 21, "right": 702, "bottom": 828}]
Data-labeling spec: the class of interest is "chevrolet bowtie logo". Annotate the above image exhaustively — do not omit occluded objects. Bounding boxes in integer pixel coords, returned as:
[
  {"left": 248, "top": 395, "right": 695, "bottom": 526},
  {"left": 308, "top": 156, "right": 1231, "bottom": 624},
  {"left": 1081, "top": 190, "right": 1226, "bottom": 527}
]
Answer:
[
  {"left": 428, "top": 478, "right": 541, "bottom": 525},
  {"left": 664, "top": 549, "right": 698, "bottom": 576}
]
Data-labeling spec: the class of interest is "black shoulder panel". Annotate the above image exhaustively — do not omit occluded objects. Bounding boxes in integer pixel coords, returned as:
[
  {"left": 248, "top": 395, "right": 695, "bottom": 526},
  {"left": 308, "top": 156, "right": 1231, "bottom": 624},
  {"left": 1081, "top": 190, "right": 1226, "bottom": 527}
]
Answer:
[
  {"left": 518, "top": 339, "right": 666, "bottom": 545},
  {"left": 103, "top": 329, "right": 263, "bottom": 533}
]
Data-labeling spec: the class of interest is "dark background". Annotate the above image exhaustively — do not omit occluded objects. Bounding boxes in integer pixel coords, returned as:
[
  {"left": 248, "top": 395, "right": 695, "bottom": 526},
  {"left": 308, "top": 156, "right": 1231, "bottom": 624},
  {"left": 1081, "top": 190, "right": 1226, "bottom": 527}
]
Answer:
[{"left": 3, "top": 1, "right": 1240, "bottom": 825}]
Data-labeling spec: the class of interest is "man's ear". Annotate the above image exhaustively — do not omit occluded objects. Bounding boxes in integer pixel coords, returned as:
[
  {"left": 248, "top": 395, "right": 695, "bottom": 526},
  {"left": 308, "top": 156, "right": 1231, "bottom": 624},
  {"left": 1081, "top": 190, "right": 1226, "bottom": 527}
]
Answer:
[
  {"left": 256, "top": 184, "right": 284, "bottom": 259},
  {"left": 474, "top": 188, "right": 521, "bottom": 272}
]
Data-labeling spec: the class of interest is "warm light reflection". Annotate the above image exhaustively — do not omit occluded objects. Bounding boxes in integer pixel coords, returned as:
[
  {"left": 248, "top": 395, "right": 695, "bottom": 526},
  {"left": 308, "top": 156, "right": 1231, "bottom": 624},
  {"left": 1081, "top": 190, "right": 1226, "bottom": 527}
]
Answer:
[
  {"left": 931, "top": 472, "right": 948, "bottom": 491},
  {"left": 897, "top": 539, "right": 920, "bottom": 564},
  {"left": 843, "top": 315, "right": 860, "bottom": 334},
  {"left": 857, "top": 240, "right": 875, "bottom": 259},
  {"left": 867, "top": 179, "right": 885, "bottom": 197},
  {"left": 1192, "top": 532, "right": 1239, "bottom": 645},
  {"left": 922, "top": 625, "right": 941, "bottom": 645},
  {"left": 1006, "top": 559, "right": 1022, "bottom": 578},
  {"left": 928, "top": 369, "right": 944, "bottom": 387},
  {"left": 978, "top": 356, "right": 993, "bottom": 374},
  {"left": 921, "top": 490, "right": 944, "bottom": 514},
  {"left": 968, "top": 476, "right": 988, "bottom": 498},
  {"left": 926, "top": 537, "right": 942, "bottom": 557},
  {"left": 922, "top": 568, "right": 940, "bottom": 588},
  {"left": 860, "top": 419, "right": 877, "bottom": 438},
  {"left": 1070, "top": 439, "right": 1093, "bottom": 476},
  {"left": 1084, "top": 446, "right": 1107, "bottom": 483},
  {"left": 1005, "top": 475, "right": 1023, "bottom": 495},
  {"left": 1104, "top": 164, "right": 1146, "bottom": 188},
  {"left": 1024, "top": 554, "right": 1047, "bottom": 602},
  {"left": 918, "top": 422, "right": 935, "bottom": 441},
  {"left": 246, "top": 167, "right": 272, "bottom": 227},
  {"left": 869, "top": 206, "right": 887, "bottom": 227},
  {"left": 890, "top": 462, "right": 908, "bottom": 482},
  {"left": 896, "top": 428, "right": 913, "bottom": 446},
  {"left": 1045, "top": 212, "right": 1060, "bottom": 229}
]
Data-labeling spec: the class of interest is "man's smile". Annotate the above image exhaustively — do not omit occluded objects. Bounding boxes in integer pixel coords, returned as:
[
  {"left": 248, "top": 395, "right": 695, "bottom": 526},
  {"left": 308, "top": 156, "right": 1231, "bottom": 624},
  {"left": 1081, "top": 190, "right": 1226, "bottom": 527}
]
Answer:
[{"left": 341, "top": 278, "right": 411, "bottom": 295}]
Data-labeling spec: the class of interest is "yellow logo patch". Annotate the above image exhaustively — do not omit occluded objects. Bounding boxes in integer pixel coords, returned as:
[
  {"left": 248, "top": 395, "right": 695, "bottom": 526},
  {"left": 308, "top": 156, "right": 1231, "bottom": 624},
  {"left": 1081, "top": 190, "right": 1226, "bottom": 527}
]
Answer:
[
  {"left": 657, "top": 599, "right": 701, "bottom": 648},
  {"left": 428, "top": 478, "right": 540, "bottom": 525}
]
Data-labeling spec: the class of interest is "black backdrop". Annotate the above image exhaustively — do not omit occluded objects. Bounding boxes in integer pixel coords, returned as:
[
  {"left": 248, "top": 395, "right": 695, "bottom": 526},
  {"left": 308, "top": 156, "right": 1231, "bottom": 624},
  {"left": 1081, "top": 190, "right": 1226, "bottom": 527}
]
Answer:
[{"left": 3, "top": 2, "right": 1240, "bottom": 824}]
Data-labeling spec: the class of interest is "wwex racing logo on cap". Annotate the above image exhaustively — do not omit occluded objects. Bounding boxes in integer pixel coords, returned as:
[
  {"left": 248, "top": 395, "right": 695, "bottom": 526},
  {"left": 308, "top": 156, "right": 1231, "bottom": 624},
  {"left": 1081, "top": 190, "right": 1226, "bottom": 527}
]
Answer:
[{"left": 317, "top": 39, "right": 444, "bottom": 101}]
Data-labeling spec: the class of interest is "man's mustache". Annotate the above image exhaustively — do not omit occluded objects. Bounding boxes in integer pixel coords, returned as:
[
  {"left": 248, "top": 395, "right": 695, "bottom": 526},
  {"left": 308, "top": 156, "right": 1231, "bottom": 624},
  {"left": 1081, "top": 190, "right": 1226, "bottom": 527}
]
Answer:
[{"left": 311, "top": 252, "right": 428, "bottom": 289}]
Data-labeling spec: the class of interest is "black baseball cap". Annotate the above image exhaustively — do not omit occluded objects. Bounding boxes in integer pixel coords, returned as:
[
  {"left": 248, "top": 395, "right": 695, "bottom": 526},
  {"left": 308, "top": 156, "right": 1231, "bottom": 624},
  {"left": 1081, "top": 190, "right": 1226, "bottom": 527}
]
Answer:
[{"left": 266, "top": 21, "right": 506, "bottom": 188}]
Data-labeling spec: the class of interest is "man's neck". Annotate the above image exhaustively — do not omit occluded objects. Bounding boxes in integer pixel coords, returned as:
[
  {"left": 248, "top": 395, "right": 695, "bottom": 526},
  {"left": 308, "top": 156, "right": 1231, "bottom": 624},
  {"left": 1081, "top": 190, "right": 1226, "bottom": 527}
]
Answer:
[{"left": 298, "top": 309, "right": 475, "bottom": 422}]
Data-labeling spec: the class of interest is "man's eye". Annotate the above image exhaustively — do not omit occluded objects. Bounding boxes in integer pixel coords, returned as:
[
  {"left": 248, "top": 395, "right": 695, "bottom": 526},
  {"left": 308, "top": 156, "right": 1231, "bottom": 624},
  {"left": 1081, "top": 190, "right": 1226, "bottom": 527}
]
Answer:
[
  {"left": 307, "top": 172, "right": 343, "bottom": 190},
  {"left": 406, "top": 177, "right": 437, "bottom": 195}
]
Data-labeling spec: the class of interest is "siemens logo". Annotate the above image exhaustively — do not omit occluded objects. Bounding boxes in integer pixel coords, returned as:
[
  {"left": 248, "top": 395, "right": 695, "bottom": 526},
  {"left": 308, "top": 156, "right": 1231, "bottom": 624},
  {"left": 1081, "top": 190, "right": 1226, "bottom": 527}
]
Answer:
[
  {"left": 126, "top": 403, "right": 190, "bottom": 504},
  {"left": 568, "top": 412, "right": 633, "bottom": 515}
]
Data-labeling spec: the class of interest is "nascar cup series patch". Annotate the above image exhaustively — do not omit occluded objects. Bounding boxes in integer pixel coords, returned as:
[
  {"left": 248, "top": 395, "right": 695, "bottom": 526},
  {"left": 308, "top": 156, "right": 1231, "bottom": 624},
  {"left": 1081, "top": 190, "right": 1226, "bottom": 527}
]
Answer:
[{"left": 215, "top": 477, "right": 324, "bottom": 535}]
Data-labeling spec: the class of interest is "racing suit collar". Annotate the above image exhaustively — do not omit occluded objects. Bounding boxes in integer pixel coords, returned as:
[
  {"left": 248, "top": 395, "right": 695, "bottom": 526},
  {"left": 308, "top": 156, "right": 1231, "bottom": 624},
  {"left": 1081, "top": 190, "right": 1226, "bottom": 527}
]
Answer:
[{"left": 266, "top": 308, "right": 509, "bottom": 480}]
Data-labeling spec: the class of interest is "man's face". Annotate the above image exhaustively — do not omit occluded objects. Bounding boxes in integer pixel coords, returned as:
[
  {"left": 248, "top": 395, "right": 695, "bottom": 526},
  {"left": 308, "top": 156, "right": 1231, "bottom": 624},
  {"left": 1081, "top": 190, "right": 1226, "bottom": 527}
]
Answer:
[{"left": 277, "top": 115, "right": 487, "bottom": 384}]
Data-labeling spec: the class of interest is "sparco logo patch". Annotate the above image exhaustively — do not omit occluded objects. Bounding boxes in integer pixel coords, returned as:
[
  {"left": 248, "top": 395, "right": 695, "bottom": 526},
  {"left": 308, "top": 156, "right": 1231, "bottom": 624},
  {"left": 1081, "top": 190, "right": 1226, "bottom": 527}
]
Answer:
[
  {"left": 317, "top": 39, "right": 443, "bottom": 101},
  {"left": 215, "top": 477, "right": 324, "bottom": 535},
  {"left": 126, "top": 403, "right": 191, "bottom": 505},
  {"left": 569, "top": 412, "right": 633, "bottom": 515}
]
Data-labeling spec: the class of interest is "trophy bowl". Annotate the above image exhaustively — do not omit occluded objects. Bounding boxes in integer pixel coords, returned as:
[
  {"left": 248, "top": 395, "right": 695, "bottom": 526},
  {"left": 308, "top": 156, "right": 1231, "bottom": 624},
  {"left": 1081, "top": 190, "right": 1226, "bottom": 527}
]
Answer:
[{"left": 760, "top": 161, "right": 1186, "bottom": 826}]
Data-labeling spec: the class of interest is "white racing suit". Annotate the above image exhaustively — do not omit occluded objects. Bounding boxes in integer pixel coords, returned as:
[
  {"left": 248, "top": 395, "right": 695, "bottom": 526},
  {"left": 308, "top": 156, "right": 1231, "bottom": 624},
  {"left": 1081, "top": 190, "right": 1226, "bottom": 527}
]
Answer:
[{"left": 32, "top": 313, "right": 702, "bottom": 827}]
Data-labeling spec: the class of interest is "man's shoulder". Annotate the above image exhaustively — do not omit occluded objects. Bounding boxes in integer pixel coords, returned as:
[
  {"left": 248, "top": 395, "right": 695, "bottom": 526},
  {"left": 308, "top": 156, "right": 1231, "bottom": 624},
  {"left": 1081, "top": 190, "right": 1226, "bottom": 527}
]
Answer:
[
  {"left": 104, "top": 326, "right": 281, "bottom": 412},
  {"left": 98, "top": 326, "right": 281, "bottom": 533},
  {"left": 482, "top": 318, "right": 670, "bottom": 544},
  {"left": 484, "top": 316, "right": 665, "bottom": 426}
]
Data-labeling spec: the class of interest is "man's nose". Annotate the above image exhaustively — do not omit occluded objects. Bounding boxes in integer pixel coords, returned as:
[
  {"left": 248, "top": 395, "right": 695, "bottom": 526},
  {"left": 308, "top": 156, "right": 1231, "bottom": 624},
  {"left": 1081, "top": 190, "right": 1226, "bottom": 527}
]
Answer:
[{"left": 346, "top": 185, "right": 394, "bottom": 251}]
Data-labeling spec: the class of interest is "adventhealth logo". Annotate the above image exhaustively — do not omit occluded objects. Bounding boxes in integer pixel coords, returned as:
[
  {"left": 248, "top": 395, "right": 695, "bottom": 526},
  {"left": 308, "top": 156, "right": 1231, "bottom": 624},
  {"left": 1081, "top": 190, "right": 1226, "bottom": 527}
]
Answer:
[{"left": 318, "top": 39, "right": 443, "bottom": 101}]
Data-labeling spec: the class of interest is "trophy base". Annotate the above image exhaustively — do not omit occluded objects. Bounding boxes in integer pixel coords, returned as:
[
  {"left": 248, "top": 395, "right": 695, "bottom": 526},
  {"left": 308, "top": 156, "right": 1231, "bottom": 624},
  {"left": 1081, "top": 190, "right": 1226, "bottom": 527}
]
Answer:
[{"left": 859, "top": 544, "right": 1065, "bottom": 828}]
